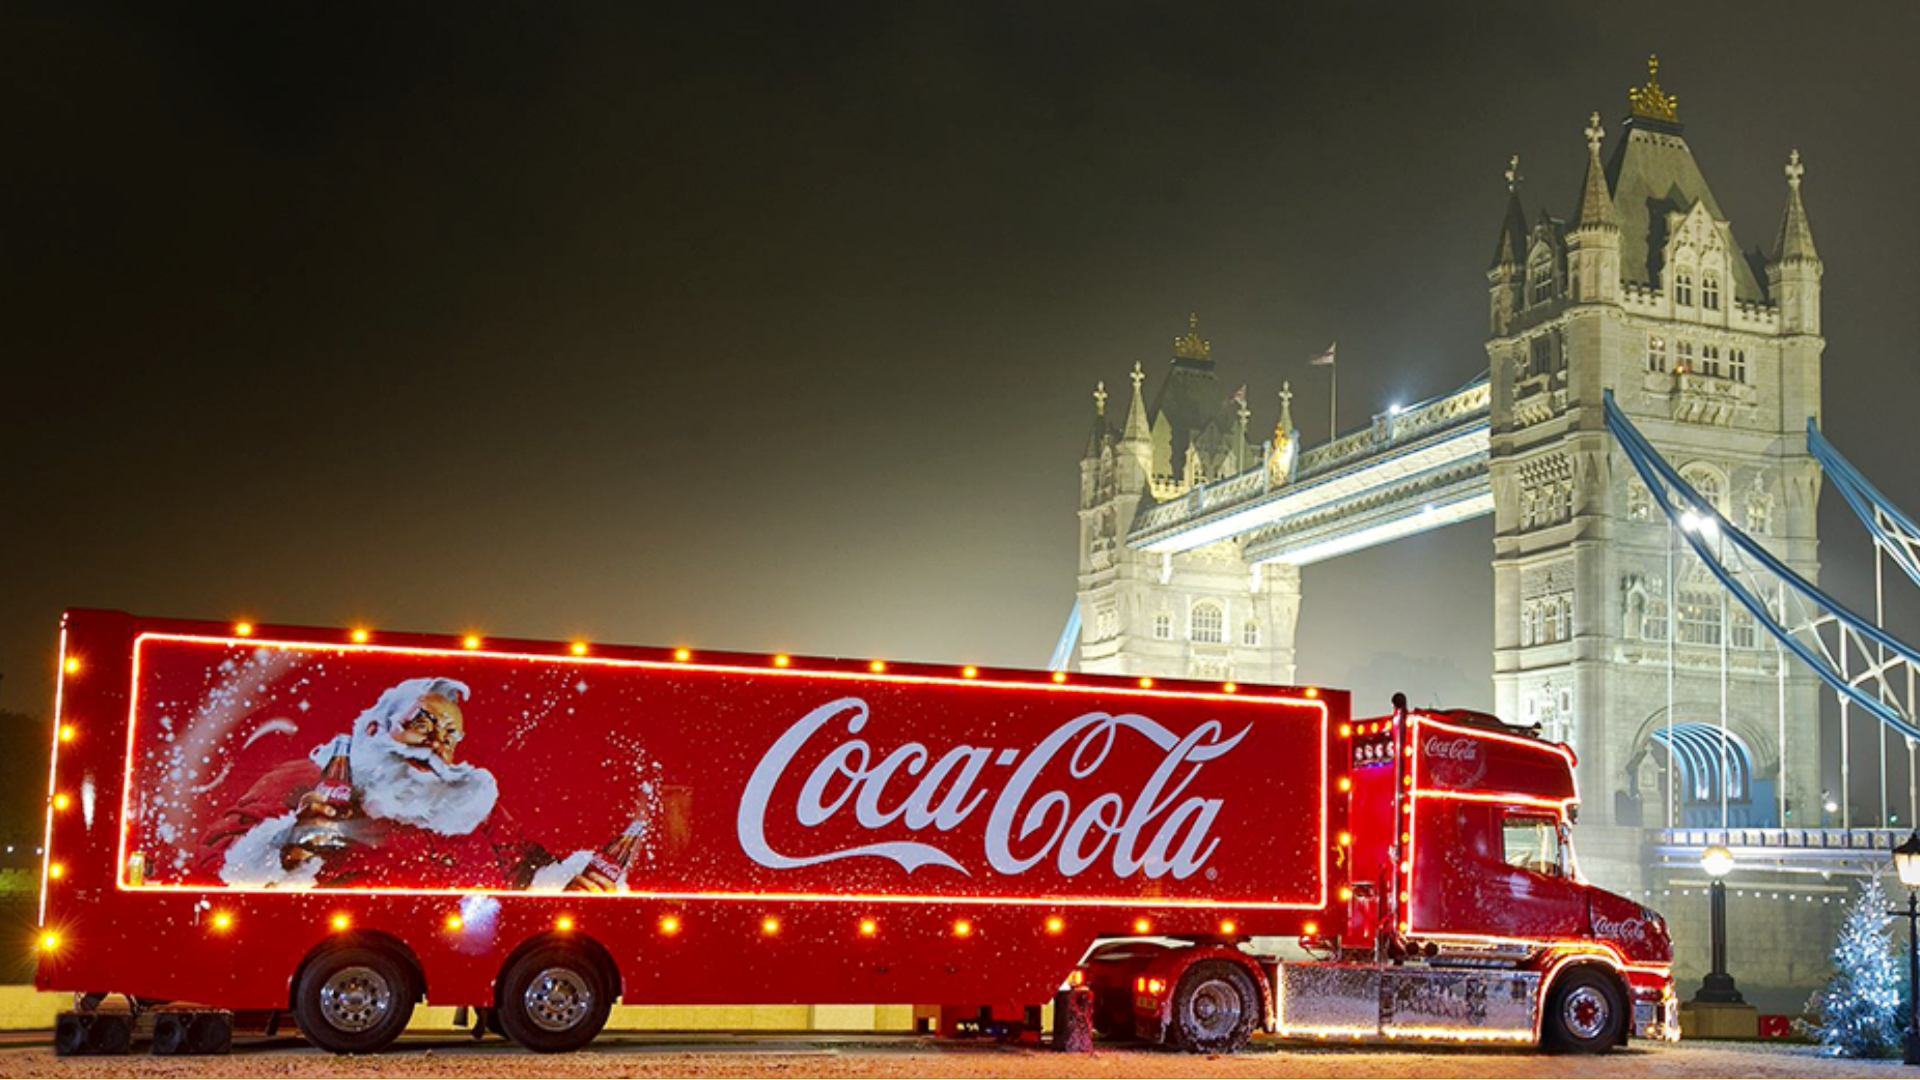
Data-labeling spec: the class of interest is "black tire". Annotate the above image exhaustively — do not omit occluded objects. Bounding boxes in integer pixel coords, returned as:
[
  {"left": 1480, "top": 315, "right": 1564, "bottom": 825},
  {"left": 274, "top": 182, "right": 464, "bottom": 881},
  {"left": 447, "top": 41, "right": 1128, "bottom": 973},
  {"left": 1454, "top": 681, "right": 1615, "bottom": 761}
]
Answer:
[
  {"left": 1168, "top": 959, "right": 1260, "bottom": 1053},
  {"left": 292, "top": 944, "right": 417, "bottom": 1054},
  {"left": 495, "top": 943, "right": 614, "bottom": 1053},
  {"left": 1542, "top": 967, "right": 1624, "bottom": 1053}
]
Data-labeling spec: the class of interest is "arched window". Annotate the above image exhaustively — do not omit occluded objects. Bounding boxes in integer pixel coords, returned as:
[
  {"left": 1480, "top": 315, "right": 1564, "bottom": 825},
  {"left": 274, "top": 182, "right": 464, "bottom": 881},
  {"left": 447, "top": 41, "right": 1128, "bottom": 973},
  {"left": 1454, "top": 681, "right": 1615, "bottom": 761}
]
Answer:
[
  {"left": 1677, "top": 568, "right": 1723, "bottom": 647},
  {"left": 1152, "top": 613, "right": 1172, "bottom": 640},
  {"left": 1529, "top": 254, "right": 1556, "bottom": 305},
  {"left": 1241, "top": 620, "right": 1260, "bottom": 647},
  {"left": 1681, "top": 463, "right": 1728, "bottom": 516},
  {"left": 1674, "top": 268, "right": 1694, "bottom": 307},
  {"left": 1190, "top": 603, "right": 1224, "bottom": 644},
  {"left": 1646, "top": 335, "right": 1667, "bottom": 374},
  {"left": 1702, "top": 272, "right": 1721, "bottom": 311}
]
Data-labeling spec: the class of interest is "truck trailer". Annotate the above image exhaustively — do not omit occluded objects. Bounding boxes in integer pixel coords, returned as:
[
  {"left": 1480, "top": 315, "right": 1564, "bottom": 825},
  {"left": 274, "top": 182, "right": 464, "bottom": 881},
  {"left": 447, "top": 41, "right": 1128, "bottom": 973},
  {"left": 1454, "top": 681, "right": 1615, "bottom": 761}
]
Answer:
[{"left": 35, "top": 609, "right": 1676, "bottom": 1054}]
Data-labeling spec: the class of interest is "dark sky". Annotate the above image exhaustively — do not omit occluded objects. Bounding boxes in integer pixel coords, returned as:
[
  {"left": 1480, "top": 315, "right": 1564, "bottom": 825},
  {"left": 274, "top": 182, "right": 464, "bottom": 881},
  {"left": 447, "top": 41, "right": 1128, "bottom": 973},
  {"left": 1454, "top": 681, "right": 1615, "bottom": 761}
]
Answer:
[{"left": 3, "top": 2, "right": 1918, "bottom": 725}]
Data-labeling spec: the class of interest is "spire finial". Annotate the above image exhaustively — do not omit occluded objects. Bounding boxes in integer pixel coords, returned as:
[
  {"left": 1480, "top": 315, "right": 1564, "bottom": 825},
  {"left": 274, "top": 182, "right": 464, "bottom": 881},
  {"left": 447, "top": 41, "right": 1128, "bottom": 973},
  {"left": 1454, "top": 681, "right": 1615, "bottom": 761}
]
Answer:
[
  {"left": 1584, "top": 112, "right": 1605, "bottom": 155},
  {"left": 1785, "top": 148, "right": 1805, "bottom": 192},
  {"left": 1504, "top": 154, "right": 1521, "bottom": 192},
  {"left": 1093, "top": 380, "right": 1108, "bottom": 416},
  {"left": 1628, "top": 53, "right": 1678, "bottom": 123},
  {"left": 1130, "top": 360, "right": 1145, "bottom": 392},
  {"left": 1234, "top": 385, "right": 1250, "bottom": 425},
  {"left": 1173, "top": 313, "right": 1211, "bottom": 361}
]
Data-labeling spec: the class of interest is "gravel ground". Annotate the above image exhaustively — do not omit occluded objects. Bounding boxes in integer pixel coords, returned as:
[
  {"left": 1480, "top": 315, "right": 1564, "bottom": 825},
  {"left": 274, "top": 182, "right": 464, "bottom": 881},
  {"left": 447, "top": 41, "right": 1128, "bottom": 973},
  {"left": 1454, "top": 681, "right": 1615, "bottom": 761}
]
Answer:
[{"left": 0, "top": 1035, "right": 1911, "bottom": 1079}]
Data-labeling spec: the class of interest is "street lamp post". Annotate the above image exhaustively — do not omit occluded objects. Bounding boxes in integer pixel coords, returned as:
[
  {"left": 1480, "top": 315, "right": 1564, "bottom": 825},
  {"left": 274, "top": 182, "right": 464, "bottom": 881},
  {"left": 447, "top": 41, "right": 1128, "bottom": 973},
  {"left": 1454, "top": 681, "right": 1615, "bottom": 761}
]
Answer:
[
  {"left": 1889, "top": 831, "right": 1920, "bottom": 1065},
  {"left": 1692, "top": 845, "right": 1746, "bottom": 1005}
]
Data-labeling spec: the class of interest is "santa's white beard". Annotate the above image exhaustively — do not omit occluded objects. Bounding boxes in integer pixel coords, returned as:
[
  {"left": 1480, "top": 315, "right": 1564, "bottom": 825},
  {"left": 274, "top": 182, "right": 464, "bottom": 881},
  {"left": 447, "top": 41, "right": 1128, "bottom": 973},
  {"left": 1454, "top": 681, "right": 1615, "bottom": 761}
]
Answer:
[{"left": 349, "top": 733, "right": 498, "bottom": 836}]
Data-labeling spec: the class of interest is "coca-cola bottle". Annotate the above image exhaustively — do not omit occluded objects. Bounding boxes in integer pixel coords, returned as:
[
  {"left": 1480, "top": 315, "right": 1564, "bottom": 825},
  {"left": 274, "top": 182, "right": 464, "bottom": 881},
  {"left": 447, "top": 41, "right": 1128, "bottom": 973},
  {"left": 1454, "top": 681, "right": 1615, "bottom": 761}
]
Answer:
[
  {"left": 290, "top": 735, "right": 356, "bottom": 854},
  {"left": 567, "top": 816, "right": 647, "bottom": 892}
]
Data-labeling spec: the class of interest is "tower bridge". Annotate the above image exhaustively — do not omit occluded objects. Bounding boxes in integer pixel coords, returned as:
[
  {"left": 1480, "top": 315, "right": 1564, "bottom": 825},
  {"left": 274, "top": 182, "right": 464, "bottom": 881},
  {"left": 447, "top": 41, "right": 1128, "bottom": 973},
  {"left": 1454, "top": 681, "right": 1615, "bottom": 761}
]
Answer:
[{"left": 1063, "top": 59, "right": 1902, "bottom": 1007}]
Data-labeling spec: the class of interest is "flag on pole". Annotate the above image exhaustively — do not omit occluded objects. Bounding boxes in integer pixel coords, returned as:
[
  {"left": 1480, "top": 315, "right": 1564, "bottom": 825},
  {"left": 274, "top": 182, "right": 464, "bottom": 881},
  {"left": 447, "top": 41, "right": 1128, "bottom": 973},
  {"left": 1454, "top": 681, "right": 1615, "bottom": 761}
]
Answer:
[{"left": 1309, "top": 342, "right": 1337, "bottom": 366}]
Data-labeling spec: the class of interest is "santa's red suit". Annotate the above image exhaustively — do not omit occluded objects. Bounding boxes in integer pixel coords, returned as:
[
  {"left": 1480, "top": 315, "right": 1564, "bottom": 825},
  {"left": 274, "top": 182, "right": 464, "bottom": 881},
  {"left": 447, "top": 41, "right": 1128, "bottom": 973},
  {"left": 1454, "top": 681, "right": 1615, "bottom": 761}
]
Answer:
[{"left": 195, "top": 757, "right": 551, "bottom": 889}]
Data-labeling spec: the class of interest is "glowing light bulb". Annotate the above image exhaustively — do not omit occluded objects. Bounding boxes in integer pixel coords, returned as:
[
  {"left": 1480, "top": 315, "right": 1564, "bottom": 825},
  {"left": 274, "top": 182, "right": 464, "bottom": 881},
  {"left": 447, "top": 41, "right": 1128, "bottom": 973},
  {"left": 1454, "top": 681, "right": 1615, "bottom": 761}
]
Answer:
[
  {"left": 555, "top": 915, "right": 575, "bottom": 932},
  {"left": 1219, "top": 919, "right": 1238, "bottom": 935},
  {"left": 1132, "top": 917, "right": 1151, "bottom": 934},
  {"left": 659, "top": 914, "right": 682, "bottom": 935},
  {"left": 761, "top": 916, "right": 781, "bottom": 936},
  {"left": 330, "top": 914, "right": 351, "bottom": 932},
  {"left": 1045, "top": 916, "right": 1065, "bottom": 935},
  {"left": 1305, "top": 686, "right": 1319, "bottom": 698},
  {"left": 461, "top": 635, "right": 482, "bottom": 650},
  {"left": 1138, "top": 677, "right": 1154, "bottom": 689},
  {"left": 445, "top": 913, "right": 464, "bottom": 931},
  {"left": 952, "top": 919, "right": 973, "bottom": 938},
  {"left": 962, "top": 665, "right": 979, "bottom": 679},
  {"left": 234, "top": 622, "right": 255, "bottom": 637},
  {"left": 52, "top": 793, "right": 70, "bottom": 811},
  {"left": 869, "top": 660, "right": 886, "bottom": 673},
  {"left": 38, "top": 931, "right": 59, "bottom": 952},
  {"left": 1050, "top": 671, "right": 1067, "bottom": 684},
  {"left": 58, "top": 725, "right": 75, "bottom": 743},
  {"left": 350, "top": 628, "right": 371, "bottom": 644},
  {"left": 772, "top": 655, "right": 791, "bottom": 669},
  {"left": 858, "top": 918, "right": 878, "bottom": 937},
  {"left": 47, "top": 863, "right": 65, "bottom": 880},
  {"left": 1223, "top": 682, "right": 1238, "bottom": 693},
  {"left": 673, "top": 647, "right": 692, "bottom": 662},
  {"left": 1338, "top": 886, "right": 1354, "bottom": 902},
  {"left": 1337, "top": 831, "right": 1353, "bottom": 847},
  {"left": 63, "top": 658, "right": 80, "bottom": 676},
  {"left": 1303, "top": 921, "right": 1319, "bottom": 936},
  {"left": 570, "top": 642, "right": 589, "bottom": 657},
  {"left": 210, "top": 912, "right": 233, "bottom": 931},
  {"left": 1336, "top": 776, "right": 1352, "bottom": 793}
]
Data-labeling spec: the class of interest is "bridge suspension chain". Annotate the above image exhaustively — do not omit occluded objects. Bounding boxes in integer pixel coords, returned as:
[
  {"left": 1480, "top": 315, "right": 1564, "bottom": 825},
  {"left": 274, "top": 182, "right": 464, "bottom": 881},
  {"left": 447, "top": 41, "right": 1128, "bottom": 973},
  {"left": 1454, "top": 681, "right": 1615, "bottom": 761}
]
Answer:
[{"left": 1605, "top": 391, "right": 1920, "bottom": 745}]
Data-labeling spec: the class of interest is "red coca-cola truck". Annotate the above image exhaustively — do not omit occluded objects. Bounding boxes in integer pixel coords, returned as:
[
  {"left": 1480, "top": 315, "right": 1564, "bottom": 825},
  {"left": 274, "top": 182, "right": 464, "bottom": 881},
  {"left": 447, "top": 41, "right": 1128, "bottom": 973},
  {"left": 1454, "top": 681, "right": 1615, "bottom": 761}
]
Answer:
[{"left": 34, "top": 609, "right": 1676, "bottom": 1055}]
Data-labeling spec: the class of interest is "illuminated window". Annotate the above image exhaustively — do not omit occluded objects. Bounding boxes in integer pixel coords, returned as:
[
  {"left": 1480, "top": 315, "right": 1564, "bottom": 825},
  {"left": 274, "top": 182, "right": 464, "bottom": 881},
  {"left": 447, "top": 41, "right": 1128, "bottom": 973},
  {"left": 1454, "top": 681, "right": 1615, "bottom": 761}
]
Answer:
[
  {"left": 1729, "top": 348, "right": 1747, "bottom": 384},
  {"left": 1674, "top": 268, "right": 1694, "bottom": 307},
  {"left": 1675, "top": 340, "right": 1694, "bottom": 373},
  {"left": 1643, "top": 589, "right": 1670, "bottom": 642},
  {"left": 1241, "top": 620, "right": 1260, "bottom": 647},
  {"left": 1501, "top": 813, "right": 1564, "bottom": 878},
  {"left": 1678, "top": 584, "right": 1722, "bottom": 647},
  {"left": 1626, "top": 479, "right": 1653, "bottom": 522},
  {"left": 1152, "top": 613, "right": 1172, "bottom": 640},
  {"left": 1731, "top": 607, "right": 1759, "bottom": 650},
  {"left": 1682, "top": 464, "right": 1727, "bottom": 516},
  {"left": 1702, "top": 272, "right": 1721, "bottom": 311},
  {"left": 1646, "top": 335, "right": 1666, "bottom": 374},
  {"left": 1190, "top": 602, "right": 1224, "bottom": 644}
]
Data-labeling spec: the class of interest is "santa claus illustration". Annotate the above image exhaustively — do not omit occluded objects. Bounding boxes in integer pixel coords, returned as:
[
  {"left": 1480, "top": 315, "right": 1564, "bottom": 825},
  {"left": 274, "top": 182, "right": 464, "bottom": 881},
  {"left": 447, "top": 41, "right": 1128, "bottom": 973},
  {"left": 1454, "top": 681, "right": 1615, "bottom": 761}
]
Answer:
[{"left": 199, "top": 677, "right": 603, "bottom": 890}]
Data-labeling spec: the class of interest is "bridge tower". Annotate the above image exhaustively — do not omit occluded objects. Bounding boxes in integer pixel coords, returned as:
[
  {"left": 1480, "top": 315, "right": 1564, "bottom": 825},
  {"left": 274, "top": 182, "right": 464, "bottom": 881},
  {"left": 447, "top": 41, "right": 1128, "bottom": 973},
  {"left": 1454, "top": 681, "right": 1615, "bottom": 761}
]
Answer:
[
  {"left": 1074, "top": 316, "right": 1304, "bottom": 683},
  {"left": 1486, "top": 57, "right": 1825, "bottom": 886}
]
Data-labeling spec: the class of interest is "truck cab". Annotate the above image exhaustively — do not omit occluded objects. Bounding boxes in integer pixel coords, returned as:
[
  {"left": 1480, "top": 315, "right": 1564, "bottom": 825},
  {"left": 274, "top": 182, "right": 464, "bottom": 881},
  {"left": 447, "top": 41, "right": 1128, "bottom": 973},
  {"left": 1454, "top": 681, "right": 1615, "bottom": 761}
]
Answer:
[{"left": 1104, "top": 700, "right": 1677, "bottom": 1052}]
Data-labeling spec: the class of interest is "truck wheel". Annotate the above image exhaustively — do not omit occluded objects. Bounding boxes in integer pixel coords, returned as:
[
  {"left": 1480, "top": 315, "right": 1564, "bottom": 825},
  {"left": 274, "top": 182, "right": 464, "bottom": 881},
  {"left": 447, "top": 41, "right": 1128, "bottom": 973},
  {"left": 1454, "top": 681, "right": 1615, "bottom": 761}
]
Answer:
[
  {"left": 292, "top": 945, "right": 416, "bottom": 1054},
  {"left": 1543, "top": 968, "right": 1624, "bottom": 1053},
  {"left": 496, "top": 944, "right": 612, "bottom": 1053},
  {"left": 1169, "top": 960, "right": 1259, "bottom": 1053}
]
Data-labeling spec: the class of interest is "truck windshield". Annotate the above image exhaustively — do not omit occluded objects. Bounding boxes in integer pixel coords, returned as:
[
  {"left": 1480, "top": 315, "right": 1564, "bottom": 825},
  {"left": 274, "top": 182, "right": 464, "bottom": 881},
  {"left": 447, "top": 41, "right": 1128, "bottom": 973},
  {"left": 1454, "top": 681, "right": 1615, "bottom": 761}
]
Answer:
[{"left": 1500, "top": 814, "right": 1563, "bottom": 877}]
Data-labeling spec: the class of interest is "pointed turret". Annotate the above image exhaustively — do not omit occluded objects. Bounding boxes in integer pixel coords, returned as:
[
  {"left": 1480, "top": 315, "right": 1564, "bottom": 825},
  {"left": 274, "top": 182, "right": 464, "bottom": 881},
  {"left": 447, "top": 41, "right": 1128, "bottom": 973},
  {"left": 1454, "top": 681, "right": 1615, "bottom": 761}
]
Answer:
[
  {"left": 1487, "top": 155, "right": 1528, "bottom": 335},
  {"left": 1567, "top": 112, "right": 1621, "bottom": 304},
  {"left": 1082, "top": 380, "right": 1110, "bottom": 461},
  {"left": 1768, "top": 149, "right": 1823, "bottom": 335},
  {"left": 1773, "top": 149, "right": 1819, "bottom": 264},
  {"left": 1123, "top": 361, "right": 1150, "bottom": 442}
]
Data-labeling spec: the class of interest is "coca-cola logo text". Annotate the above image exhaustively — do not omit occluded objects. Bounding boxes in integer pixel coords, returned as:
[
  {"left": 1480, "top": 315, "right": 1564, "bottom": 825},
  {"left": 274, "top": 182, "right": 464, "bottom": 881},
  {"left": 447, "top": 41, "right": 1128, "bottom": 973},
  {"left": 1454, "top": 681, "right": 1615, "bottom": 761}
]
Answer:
[
  {"left": 1422, "top": 736, "right": 1480, "bottom": 763},
  {"left": 736, "top": 697, "right": 1250, "bottom": 880},
  {"left": 1592, "top": 915, "right": 1648, "bottom": 944}
]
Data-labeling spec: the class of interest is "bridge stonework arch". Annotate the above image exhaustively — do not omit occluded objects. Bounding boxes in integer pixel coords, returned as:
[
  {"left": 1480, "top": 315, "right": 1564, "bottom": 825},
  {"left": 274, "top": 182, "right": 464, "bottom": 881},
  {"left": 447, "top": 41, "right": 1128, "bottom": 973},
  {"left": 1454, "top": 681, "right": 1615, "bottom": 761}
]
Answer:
[{"left": 1071, "top": 69, "right": 1838, "bottom": 1006}]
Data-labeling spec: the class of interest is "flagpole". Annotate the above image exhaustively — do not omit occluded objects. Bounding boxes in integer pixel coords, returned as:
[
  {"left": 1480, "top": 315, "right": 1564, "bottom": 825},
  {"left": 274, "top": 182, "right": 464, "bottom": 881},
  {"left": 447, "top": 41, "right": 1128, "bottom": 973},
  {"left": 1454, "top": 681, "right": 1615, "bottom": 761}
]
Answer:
[{"left": 1329, "top": 360, "right": 1337, "bottom": 442}]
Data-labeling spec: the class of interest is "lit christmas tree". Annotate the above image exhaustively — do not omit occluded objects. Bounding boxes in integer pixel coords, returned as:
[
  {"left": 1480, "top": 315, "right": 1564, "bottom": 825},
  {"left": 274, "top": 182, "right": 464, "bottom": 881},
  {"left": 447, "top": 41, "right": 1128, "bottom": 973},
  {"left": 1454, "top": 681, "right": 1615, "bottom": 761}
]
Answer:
[{"left": 1805, "top": 874, "right": 1908, "bottom": 1057}]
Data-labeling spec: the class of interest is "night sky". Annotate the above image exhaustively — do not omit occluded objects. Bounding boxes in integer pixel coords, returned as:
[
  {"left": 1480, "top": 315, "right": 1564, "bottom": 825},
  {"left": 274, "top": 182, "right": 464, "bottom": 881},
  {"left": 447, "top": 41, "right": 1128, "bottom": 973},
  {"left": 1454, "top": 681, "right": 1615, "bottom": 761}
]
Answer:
[{"left": 4, "top": 2, "right": 1918, "bottom": 748}]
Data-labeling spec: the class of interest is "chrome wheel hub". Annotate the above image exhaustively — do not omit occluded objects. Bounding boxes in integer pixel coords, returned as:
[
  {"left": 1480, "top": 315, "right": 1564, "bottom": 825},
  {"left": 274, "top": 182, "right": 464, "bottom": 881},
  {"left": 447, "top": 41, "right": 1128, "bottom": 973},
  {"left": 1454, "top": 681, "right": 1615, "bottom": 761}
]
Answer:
[
  {"left": 1564, "top": 985, "right": 1610, "bottom": 1040},
  {"left": 1182, "top": 977, "right": 1242, "bottom": 1041},
  {"left": 523, "top": 967, "right": 594, "bottom": 1032},
  {"left": 319, "top": 965, "right": 393, "bottom": 1033}
]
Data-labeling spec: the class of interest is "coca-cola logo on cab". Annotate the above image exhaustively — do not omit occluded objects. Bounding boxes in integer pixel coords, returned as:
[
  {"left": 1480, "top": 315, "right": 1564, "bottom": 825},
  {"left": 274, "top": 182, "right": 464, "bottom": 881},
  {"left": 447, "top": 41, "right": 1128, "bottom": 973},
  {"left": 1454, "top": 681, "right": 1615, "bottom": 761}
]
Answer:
[
  {"left": 736, "top": 697, "right": 1250, "bottom": 881},
  {"left": 1422, "top": 736, "right": 1479, "bottom": 763},
  {"left": 1592, "top": 915, "right": 1647, "bottom": 944}
]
